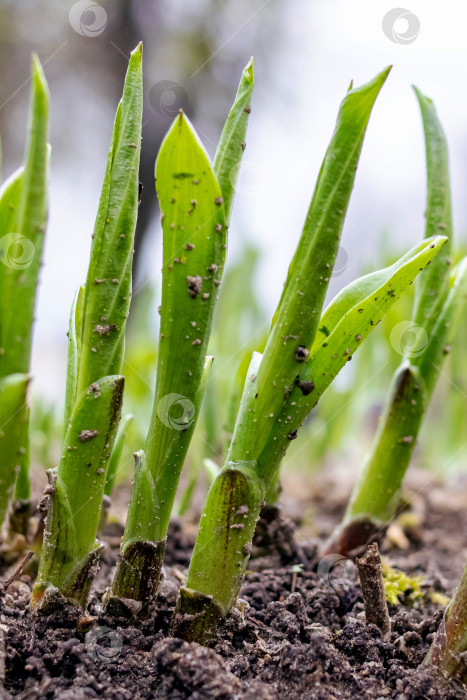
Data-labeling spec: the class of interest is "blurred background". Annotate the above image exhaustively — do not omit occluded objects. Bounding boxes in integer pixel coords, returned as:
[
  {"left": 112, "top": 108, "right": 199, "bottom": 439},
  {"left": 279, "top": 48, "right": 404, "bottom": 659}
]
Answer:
[{"left": 0, "top": 0, "right": 466, "bottom": 517}]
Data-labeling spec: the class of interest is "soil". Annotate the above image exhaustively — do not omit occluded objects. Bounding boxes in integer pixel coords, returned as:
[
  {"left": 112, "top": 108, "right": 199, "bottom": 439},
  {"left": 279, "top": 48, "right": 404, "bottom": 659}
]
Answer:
[{"left": 1, "top": 467, "right": 467, "bottom": 699}]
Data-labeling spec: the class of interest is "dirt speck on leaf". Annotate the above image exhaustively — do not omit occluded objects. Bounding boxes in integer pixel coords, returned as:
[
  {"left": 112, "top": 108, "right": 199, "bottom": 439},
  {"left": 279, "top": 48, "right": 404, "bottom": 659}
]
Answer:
[
  {"left": 187, "top": 275, "right": 203, "bottom": 298},
  {"left": 78, "top": 430, "right": 99, "bottom": 442}
]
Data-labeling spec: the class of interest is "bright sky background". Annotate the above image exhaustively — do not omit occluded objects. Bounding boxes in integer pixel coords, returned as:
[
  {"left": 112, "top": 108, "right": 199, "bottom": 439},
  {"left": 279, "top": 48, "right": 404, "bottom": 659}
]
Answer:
[{"left": 27, "top": 0, "right": 467, "bottom": 399}]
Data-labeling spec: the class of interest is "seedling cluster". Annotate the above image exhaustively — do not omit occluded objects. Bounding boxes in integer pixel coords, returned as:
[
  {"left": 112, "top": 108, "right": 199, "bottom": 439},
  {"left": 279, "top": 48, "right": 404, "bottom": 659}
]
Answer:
[{"left": 0, "top": 44, "right": 465, "bottom": 686}]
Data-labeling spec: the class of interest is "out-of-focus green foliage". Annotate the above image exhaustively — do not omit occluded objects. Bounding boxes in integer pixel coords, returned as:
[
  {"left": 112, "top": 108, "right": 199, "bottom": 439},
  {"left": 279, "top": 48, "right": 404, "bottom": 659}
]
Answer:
[{"left": 0, "top": 56, "right": 50, "bottom": 514}]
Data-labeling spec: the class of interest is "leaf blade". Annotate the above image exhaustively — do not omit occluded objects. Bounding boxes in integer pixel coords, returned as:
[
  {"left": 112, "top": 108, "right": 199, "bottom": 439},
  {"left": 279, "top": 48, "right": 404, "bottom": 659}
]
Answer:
[
  {"left": 228, "top": 66, "right": 392, "bottom": 465},
  {"left": 255, "top": 234, "right": 447, "bottom": 483},
  {"left": 411, "top": 86, "right": 452, "bottom": 338},
  {"left": 0, "top": 55, "right": 50, "bottom": 378},
  {"left": 77, "top": 43, "right": 143, "bottom": 394},
  {"left": 142, "top": 111, "right": 225, "bottom": 538},
  {"left": 213, "top": 58, "right": 254, "bottom": 224},
  {"left": 0, "top": 374, "right": 29, "bottom": 523}
]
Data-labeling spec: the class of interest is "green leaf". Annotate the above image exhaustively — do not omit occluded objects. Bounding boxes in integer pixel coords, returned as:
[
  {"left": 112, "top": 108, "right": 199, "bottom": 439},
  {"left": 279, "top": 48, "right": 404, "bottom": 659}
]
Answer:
[
  {"left": 104, "top": 412, "right": 133, "bottom": 498},
  {"left": 0, "top": 55, "right": 50, "bottom": 378},
  {"left": 341, "top": 362, "right": 424, "bottom": 529},
  {"left": 125, "top": 111, "right": 225, "bottom": 547},
  {"left": 228, "top": 66, "right": 391, "bottom": 467},
  {"left": 32, "top": 45, "right": 144, "bottom": 608},
  {"left": 185, "top": 351, "right": 266, "bottom": 616},
  {"left": 63, "top": 286, "right": 84, "bottom": 436},
  {"left": 411, "top": 86, "right": 452, "bottom": 339},
  {"left": 417, "top": 256, "right": 467, "bottom": 397},
  {"left": 112, "top": 108, "right": 233, "bottom": 601},
  {"left": 110, "top": 449, "right": 165, "bottom": 601},
  {"left": 0, "top": 374, "right": 29, "bottom": 523},
  {"left": 178, "top": 460, "right": 265, "bottom": 641},
  {"left": 256, "top": 235, "right": 447, "bottom": 483},
  {"left": 120, "top": 449, "right": 155, "bottom": 546},
  {"left": 33, "top": 375, "right": 124, "bottom": 607},
  {"left": 12, "top": 405, "right": 31, "bottom": 501},
  {"left": 77, "top": 43, "right": 143, "bottom": 394},
  {"left": 327, "top": 93, "right": 464, "bottom": 556},
  {"left": 0, "top": 168, "right": 24, "bottom": 319},
  {"left": 213, "top": 58, "right": 254, "bottom": 224},
  {"left": 0, "top": 56, "right": 50, "bottom": 523},
  {"left": 202, "top": 457, "right": 221, "bottom": 482},
  {"left": 173, "top": 353, "right": 265, "bottom": 643}
]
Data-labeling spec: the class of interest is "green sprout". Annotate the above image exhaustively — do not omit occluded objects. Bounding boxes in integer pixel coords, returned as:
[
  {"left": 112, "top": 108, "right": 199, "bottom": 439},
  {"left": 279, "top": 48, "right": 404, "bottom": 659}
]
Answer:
[
  {"left": 31, "top": 44, "right": 143, "bottom": 609},
  {"left": 425, "top": 563, "right": 467, "bottom": 684},
  {"left": 170, "top": 67, "right": 448, "bottom": 644},
  {"left": 0, "top": 56, "right": 50, "bottom": 530},
  {"left": 109, "top": 60, "right": 254, "bottom": 602},
  {"left": 326, "top": 88, "right": 467, "bottom": 558},
  {"left": 1, "top": 47, "right": 464, "bottom": 694}
]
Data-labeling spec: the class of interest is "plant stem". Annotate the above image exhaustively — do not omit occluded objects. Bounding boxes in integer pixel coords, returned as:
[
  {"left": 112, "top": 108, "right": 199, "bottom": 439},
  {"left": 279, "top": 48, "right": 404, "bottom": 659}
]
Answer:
[
  {"left": 32, "top": 375, "right": 124, "bottom": 609},
  {"left": 424, "top": 563, "right": 467, "bottom": 685},
  {"left": 356, "top": 543, "right": 391, "bottom": 639},
  {"left": 329, "top": 363, "right": 425, "bottom": 555}
]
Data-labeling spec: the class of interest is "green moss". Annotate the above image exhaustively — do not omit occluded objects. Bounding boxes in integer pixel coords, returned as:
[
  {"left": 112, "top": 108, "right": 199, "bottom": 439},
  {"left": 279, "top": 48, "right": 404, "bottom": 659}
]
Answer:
[
  {"left": 382, "top": 559, "right": 424, "bottom": 606},
  {"left": 430, "top": 591, "right": 450, "bottom": 607}
]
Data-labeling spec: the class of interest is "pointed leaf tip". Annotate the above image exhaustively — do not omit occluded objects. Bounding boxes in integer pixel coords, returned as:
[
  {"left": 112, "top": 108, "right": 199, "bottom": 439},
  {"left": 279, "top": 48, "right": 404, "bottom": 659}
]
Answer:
[
  {"left": 412, "top": 84, "right": 434, "bottom": 107},
  {"left": 31, "top": 53, "right": 50, "bottom": 100},
  {"left": 382, "top": 65, "right": 393, "bottom": 78},
  {"left": 129, "top": 42, "right": 143, "bottom": 65},
  {"left": 347, "top": 65, "right": 391, "bottom": 93},
  {"left": 243, "top": 58, "right": 254, "bottom": 82}
]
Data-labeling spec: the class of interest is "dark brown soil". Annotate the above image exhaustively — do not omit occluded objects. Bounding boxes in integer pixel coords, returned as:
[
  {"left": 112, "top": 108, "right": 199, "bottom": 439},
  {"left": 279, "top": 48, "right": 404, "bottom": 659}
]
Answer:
[{"left": 1, "top": 471, "right": 467, "bottom": 699}]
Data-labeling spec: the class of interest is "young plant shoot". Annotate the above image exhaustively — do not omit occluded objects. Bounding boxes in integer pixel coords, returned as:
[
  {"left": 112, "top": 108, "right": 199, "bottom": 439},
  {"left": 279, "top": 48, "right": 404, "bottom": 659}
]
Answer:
[
  {"left": 0, "top": 56, "right": 50, "bottom": 530},
  {"left": 171, "top": 67, "right": 448, "bottom": 644},
  {"left": 425, "top": 563, "right": 467, "bottom": 684},
  {"left": 326, "top": 88, "right": 467, "bottom": 558},
  {"left": 110, "top": 60, "right": 254, "bottom": 603},
  {"left": 31, "top": 44, "right": 143, "bottom": 609}
]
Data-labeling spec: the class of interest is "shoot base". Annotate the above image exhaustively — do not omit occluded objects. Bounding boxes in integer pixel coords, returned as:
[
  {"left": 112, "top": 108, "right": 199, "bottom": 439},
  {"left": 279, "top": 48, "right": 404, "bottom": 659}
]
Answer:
[{"left": 111, "top": 538, "right": 166, "bottom": 602}]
